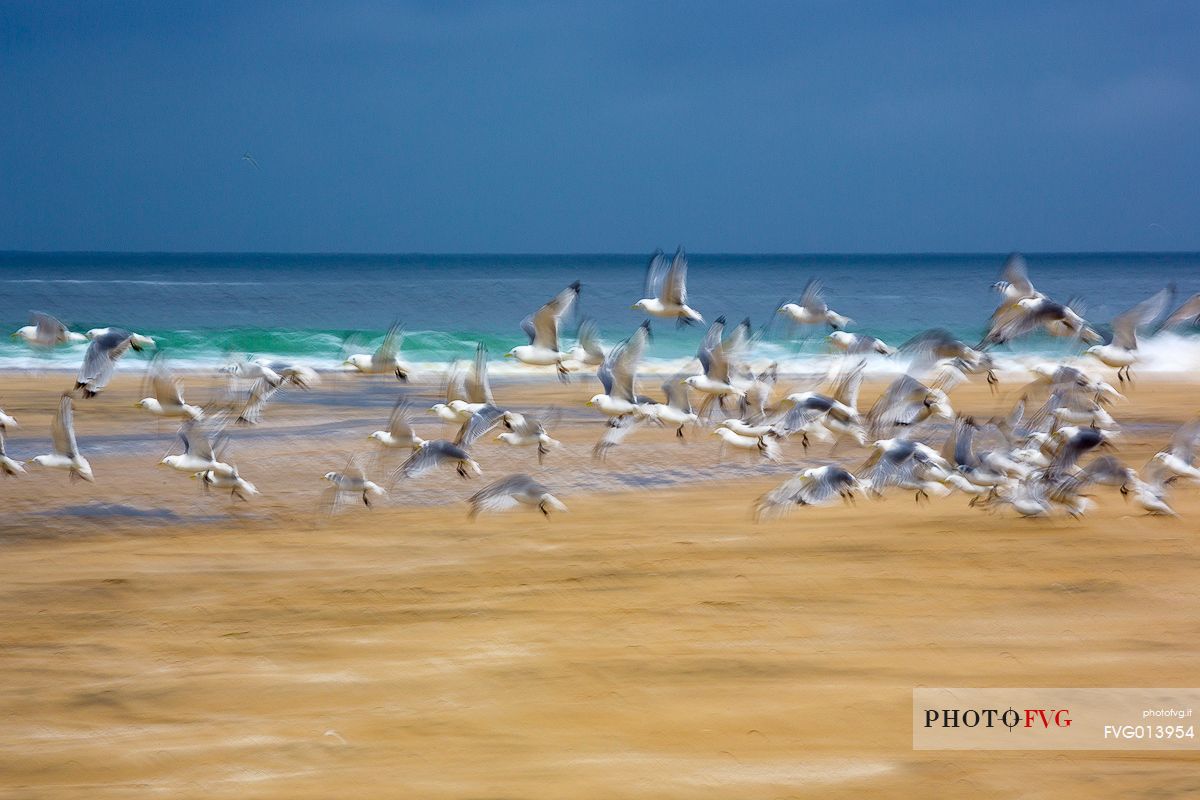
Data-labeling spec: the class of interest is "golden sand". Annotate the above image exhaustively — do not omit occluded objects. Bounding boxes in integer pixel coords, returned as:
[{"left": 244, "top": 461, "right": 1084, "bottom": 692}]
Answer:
[{"left": 1, "top": 372, "right": 1198, "bottom": 797}]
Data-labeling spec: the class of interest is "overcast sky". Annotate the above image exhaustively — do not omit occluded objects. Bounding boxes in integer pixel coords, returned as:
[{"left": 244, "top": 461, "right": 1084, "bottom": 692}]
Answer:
[{"left": 1, "top": 1, "right": 1197, "bottom": 253}]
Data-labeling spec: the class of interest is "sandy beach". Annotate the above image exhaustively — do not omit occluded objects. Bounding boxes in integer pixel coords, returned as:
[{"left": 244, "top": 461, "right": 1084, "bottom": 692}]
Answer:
[{"left": 1, "top": 370, "right": 1199, "bottom": 798}]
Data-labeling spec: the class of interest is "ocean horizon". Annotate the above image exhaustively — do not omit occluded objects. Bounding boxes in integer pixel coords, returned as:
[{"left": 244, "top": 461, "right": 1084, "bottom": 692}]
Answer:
[{"left": 4, "top": 250, "right": 1199, "bottom": 375}]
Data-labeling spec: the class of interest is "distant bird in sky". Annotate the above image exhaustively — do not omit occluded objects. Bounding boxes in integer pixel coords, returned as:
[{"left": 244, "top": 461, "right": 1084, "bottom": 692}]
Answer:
[{"left": 242, "top": 152, "right": 260, "bottom": 170}]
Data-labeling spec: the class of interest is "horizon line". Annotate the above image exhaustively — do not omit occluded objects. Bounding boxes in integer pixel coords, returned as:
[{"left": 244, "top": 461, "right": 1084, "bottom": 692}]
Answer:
[{"left": 3, "top": 249, "right": 1199, "bottom": 258}]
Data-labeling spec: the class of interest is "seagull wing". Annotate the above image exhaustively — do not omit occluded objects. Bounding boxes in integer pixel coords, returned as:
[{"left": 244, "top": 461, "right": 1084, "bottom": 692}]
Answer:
[
  {"left": 999, "top": 253, "right": 1036, "bottom": 298},
  {"left": 530, "top": 282, "right": 580, "bottom": 351},
  {"left": 465, "top": 342, "right": 493, "bottom": 404},
  {"left": 602, "top": 322, "right": 650, "bottom": 402},
  {"left": 577, "top": 318, "right": 605, "bottom": 361},
  {"left": 147, "top": 354, "right": 185, "bottom": 406},
  {"left": 374, "top": 322, "right": 404, "bottom": 362},
  {"left": 51, "top": 394, "right": 79, "bottom": 458},
  {"left": 395, "top": 440, "right": 471, "bottom": 479},
  {"left": 661, "top": 371, "right": 693, "bottom": 413},
  {"left": 661, "top": 247, "right": 689, "bottom": 306},
  {"left": 643, "top": 249, "right": 668, "bottom": 299},
  {"left": 1111, "top": 286, "right": 1172, "bottom": 351},
  {"left": 1162, "top": 293, "right": 1200, "bottom": 329},
  {"left": 798, "top": 278, "right": 828, "bottom": 314},
  {"left": 454, "top": 405, "right": 506, "bottom": 449},
  {"left": 828, "top": 360, "right": 866, "bottom": 410},
  {"left": 77, "top": 329, "right": 134, "bottom": 392},
  {"left": 31, "top": 311, "right": 68, "bottom": 342},
  {"left": 387, "top": 398, "right": 418, "bottom": 439}
]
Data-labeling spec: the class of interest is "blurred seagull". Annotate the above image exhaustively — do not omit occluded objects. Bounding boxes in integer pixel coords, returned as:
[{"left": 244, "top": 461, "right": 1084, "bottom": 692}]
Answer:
[
  {"left": 779, "top": 279, "right": 852, "bottom": 330},
  {"left": 1086, "top": 286, "right": 1173, "bottom": 383},
  {"left": 370, "top": 398, "right": 427, "bottom": 451},
  {"left": 160, "top": 419, "right": 235, "bottom": 478},
  {"left": 393, "top": 406, "right": 504, "bottom": 480},
  {"left": 86, "top": 327, "right": 155, "bottom": 349},
  {"left": 507, "top": 281, "right": 581, "bottom": 377},
  {"left": 11, "top": 312, "right": 87, "bottom": 347},
  {"left": 137, "top": 355, "right": 203, "bottom": 420},
  {"left": 588, "top": 320, "right": 651, "bottom": 417},
  {"left": 75, "top": 328, "right": 148, "bottom": 398},
  {"left": 633, "top": 247, "right": 703, "bottom": 324},
  {"left": 567, "top": 318, "right": 607, "bottom": 367},
  {"left": 754, "top": 465, "right": 864, "bottom": 519},
  {"left": 828, "top": 331, "right": 895, "bottom": 356},
  {"left": 0, "top": 407, "right": 16, "bottom": 429},
  {"left": 1161, "top": 293, "right": 1200, "bottom": 330},
  {"left": 242, "top": 152, "right": 260, "bottom": 169},
  {"left": 686, "top": 316, "right": 752, "bottom": 416},
  {"left": 344, "top": 322, "right": 410, "bottom": 380},
  {"left": 497, "top": 410, "right": 560, "bottom": 464},
  {"left": 28, "top": 394, "right": 93, "bottom": 482},
  {"left": 323, "top": 459, "right": 387, "bottom": 510},
  {"left": 431, "top": 343, "right": 494, "bottom": 422},
  {"left": 467, "top": 474, "right": 567, "bottom": 519},
  {"left": 640, "top": 370, "right": 700, "bottom": 439},
  {"left": 198, "top": 468, "right": 259, "bottom": 501}
]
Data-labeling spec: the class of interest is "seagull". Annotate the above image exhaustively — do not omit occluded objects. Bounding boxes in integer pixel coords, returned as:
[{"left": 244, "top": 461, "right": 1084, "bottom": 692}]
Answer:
[
  {"left": 323, "top": 459, "right": 387, "bottom": 511},
  {"left": 430, "top": 343, "right": 494, "bottom": 423},
  {"left": 864, "top": 373, "right": 953, "bottom": 439},
  {"left": 588, "top": 320, "right": 651, "bottom": 418},
  {"left": 901, "top": 329, "right": 995, "bottom": 386},
  {"left": 779, "top": 279, "right": 852, "bottom": 330},
  {"left": 467, "top": 474, "right": 568, "bottom": 519},
  {"left": 75, "top": 328, "right": 148, "bottom": 398},
  {"left": 85, "top": 327, "right": 156, "bottom": 349},
  {"left": 344, "top": 323, "right": 411, "bottom": 380},
  {"left": 137, "top": 355, "right": 203, "bottom": 420},
  {"left": 496, "top": 411, "right": 560, "bottom": 464},
  {"left": 754, "top": 465, "right": 864, "bottom": 519},
  {"left": 1144, "top": 419, "right": 1200, "bottom": 484},
  {"left": 712, "top": 426, "right": 781, "bottom": 463},
  {"left": 776, "top": 361, "right": 867, "bottom": 449},
  {"left": 685, "top": 316, "right": 751, "bottom": 417},
  {"left": 11, "top": 312, "right": 87, "bottom": 347},
  {"left": 507, "top": 281, "right": 581, "bottom": 377},
  {"left": 0, "top": 408, "right": 16, "bottom": 429},
  {"left": 369, "top": 398, "right": 427, "bottom": 450},
  {"left": 632, "top": 247, "right": 703, "bottom": 324},
  {"left": 197, "top": 468, "right": 259, "bottom": 501},
  {"left": 28, "top": 394, "right": 93, "bottom": 482},
  {"left": 393, "top": 406, "right": 502, "bottom": 480},
  {"left": 1086, "top": 286, "right": 1173, "bottom": 383},
  {"left": 828, "top": 331, "right": 895, "bottom": 356},
  {"left": 221, "top": 359, "right": 283, "bottom": 387},
  {"left": 159, "top": 419, "right": 236, "bottom": 478},
  {"left": 858, "top": 436, "right": 953, "bottom": 502},
  {"left": 242, "top": 152, "right": 260, "bottom": 169},
  {"left": 1, "top": 427, "right": 26, "bottom": 476},
  {"left": 567, "top": 317, "right": 607, "bottom": 367},
  {"left": 639, "top": 371, "right": 700, "bottom": 439},
  {"left": 982, "top": 254, "right": 1100, "bottom": 347}
]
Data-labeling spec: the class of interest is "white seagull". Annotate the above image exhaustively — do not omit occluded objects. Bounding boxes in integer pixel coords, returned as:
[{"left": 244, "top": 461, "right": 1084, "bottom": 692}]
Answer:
[
  {"left": 11, "top": 312, "right": 87, "bottom": 347},
  {"left": 632, "top": 247, "right": 703, "bottom": 324},
  {"left": 588, "top": 320, "right": 651, "bottom": 418},
  {"left": 75, "top": 328, "right": 149, "bottom": 398},
  {"left": 507, "top": 281, "right": 581, "bottom": 377},
  {"left": 467, "top": 474, "right": 568, "bottom": 519},
  {"left": 1086, "top": 286, "right": 1172, "bottom": 383},
  {"left": 370, "top": 398, "right": 427, "bottom": 451},
  {"left": 344, "top": 323, "right": 411, "bottom": 380},
  {"left": 779, "top": 279, "right": 852, "bottom": 330},
  {"left": 137, "top": 355, "right": 203, "bottom": 420},
  {"left": 28, "top": 394, "right": 93, "bottom": 482}
]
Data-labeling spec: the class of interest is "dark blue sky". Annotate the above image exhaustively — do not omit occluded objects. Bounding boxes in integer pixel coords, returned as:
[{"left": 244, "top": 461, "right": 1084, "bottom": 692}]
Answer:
[{"left": 2, "top": 1, "right": 1197, "bottom": 253}]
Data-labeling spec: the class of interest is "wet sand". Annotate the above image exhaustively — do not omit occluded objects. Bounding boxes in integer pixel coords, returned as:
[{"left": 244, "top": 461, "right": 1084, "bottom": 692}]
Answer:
[{"left": 1, "top": 371, "right": 1198, "bottom": 798}]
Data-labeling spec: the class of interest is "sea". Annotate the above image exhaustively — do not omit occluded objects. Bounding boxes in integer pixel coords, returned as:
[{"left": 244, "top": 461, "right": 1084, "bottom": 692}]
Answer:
[{"left": 2, "top": 252, "right": 1199, "bottom": 376}]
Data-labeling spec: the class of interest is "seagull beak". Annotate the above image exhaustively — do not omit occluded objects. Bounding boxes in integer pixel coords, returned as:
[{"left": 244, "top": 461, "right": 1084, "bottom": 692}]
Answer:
[
  {"left": 585, "top": 400, "right": 593, "bottom": 406},
  {"left": 630, "top": 305, "right": 638, "bottom": 310}
]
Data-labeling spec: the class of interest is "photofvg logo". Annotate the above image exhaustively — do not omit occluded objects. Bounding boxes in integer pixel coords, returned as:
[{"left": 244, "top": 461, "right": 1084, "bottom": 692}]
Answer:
[{"left": 913, "top": 689, "right": 1200, "bottom": 750}]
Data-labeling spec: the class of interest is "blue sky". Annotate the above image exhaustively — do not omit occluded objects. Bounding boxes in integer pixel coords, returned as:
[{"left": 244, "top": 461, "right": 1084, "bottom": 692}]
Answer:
[{"left": 1, "top": 1, "right": 1197, "bottom": 252}]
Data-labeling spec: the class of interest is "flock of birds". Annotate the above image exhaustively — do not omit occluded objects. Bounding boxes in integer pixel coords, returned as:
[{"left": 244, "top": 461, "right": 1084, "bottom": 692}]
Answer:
[{"left": 4, "top": 250, "right": 1200, "bottom": 521}]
